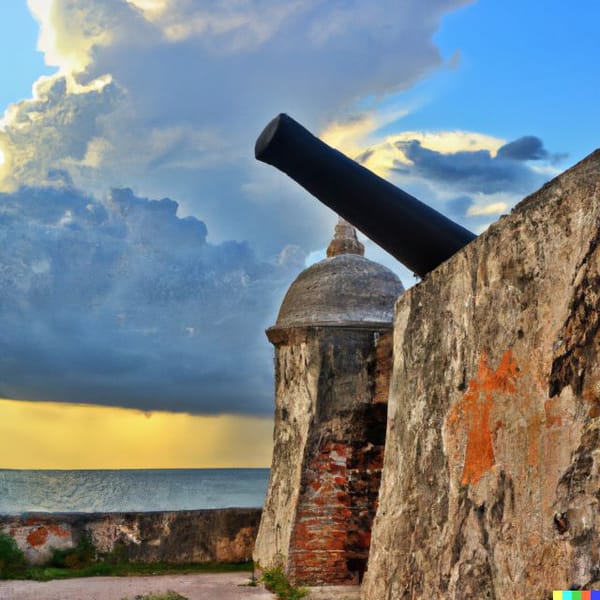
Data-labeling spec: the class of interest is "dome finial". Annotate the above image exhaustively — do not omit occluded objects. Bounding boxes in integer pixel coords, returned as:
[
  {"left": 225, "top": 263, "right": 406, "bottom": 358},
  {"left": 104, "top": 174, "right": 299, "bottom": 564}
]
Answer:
[{"left": 326, "top": 217, "right": 364, "bottom": 257}]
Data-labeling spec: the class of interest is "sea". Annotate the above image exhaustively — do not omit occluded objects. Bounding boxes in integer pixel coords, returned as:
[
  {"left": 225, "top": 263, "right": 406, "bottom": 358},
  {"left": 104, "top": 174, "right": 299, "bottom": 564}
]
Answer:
[{"left": 0, "top": 468, "right": 270, "bottom": 515}]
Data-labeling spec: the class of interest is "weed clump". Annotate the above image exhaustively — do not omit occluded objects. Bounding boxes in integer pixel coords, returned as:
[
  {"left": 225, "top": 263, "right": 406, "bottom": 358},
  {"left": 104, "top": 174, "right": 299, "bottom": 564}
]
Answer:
[{"left": 261, "top": 565, "right": 308, "bottom": 600}]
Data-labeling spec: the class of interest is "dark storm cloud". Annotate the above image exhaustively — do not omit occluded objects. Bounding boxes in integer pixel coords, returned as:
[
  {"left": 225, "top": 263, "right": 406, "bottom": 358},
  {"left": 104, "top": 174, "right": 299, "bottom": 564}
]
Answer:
[
  {"left": 496, "top": 135, "right": 568, "bottom": 164},
  {"left": 0, "top": 0, "right": 476, "bottom": 415},
  {"left": 496, "top": 136, "right": 549, "bottom": 161},
  {"left": 0, "top": 185, "right": 301, "bottom": 415}
]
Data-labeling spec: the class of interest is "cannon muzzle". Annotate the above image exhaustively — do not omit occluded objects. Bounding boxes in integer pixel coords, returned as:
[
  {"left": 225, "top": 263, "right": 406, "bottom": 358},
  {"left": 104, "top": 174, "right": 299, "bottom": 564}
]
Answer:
[{"left": 255, "top": 113, "right": 476, "bottom": 277}]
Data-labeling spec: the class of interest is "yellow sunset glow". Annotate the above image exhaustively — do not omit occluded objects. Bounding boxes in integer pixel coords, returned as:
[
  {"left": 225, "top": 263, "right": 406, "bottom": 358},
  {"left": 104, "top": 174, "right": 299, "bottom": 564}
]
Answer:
[
  {"left": 321, "top": 112, "right": 507, "bottom": 180},
  {"left": 0, "top": 398, "right": 273, "bottom": 469},
  {"left": 126, "top": 0, "right": 169, "bottom": 20},
  {"left": 321, "top": 114, "right": 379, "bottom": 158},
  {"left": 467, "top": 201, "right": 509, "bottom": 216}
]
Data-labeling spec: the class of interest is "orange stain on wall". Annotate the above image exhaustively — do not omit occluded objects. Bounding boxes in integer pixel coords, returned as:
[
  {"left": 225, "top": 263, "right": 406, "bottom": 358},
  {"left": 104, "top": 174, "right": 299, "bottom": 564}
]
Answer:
[
  {"left": 26, "top": 527, "right": 49, "bottom": 547},
  {"left": 47, "top": 524, "right": 70, "bottom": 538},
  {"left": 448, "top": 350, "right": 519, "bottom": 485}
]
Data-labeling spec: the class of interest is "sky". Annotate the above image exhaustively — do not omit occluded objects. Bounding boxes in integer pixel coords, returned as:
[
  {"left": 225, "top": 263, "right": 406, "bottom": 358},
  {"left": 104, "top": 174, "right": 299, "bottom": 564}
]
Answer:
[{"left": 0, "top": 0, "right": 598, "bottom": 468}]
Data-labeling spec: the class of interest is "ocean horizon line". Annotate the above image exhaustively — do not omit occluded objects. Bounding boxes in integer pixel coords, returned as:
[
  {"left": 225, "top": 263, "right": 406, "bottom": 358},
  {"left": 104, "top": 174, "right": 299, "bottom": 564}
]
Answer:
[{"left": 0, "top": 468, "right": 270, "bottom": 513}]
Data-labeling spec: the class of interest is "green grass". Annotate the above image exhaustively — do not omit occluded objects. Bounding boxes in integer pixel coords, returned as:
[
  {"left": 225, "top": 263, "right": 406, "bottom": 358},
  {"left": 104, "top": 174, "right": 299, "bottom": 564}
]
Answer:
[
  {"left": 0, "top": 531, "right": 252, "bottom": 583},
  {"left": 2, "top": 560, "right": 252, "bottom": 582}
]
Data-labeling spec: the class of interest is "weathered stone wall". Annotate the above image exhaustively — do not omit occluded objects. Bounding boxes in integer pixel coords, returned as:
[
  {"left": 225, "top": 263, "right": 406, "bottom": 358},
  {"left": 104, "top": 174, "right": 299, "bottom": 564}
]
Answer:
[
  {"left": 362, "top": 150, "right": 600, "bottom": 598},
  {"left": 0, "top": 508, "right": 260, "bottom": 565},
  {"left": 253, "top": 327, "right": 321, "bottom": 569},
  {"left": 254, "top": 325, "right": 392, "bottom": 585}
]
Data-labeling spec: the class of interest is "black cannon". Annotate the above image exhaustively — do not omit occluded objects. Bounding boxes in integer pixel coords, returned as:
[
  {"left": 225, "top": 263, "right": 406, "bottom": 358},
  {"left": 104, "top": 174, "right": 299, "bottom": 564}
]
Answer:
[{"left": 255, "top": 113, "right": 476, "bottom": 277}]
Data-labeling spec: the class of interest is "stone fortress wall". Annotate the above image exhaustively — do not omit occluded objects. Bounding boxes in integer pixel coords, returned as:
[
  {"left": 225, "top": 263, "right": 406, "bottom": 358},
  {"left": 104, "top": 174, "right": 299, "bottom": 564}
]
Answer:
[
  {"left": 0, "top": 508, "right": 260, "bottom": 566},
  {"left": 258, "top": 149, "right": 600, "bottom": 598},
  {"left": 363, "top": 150, "right": 600, "bottom": 599}
]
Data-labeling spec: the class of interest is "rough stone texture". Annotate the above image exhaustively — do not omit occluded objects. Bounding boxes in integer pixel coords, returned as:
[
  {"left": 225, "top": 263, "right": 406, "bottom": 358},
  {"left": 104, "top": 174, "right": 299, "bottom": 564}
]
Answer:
[
  {"left": 275, "top": 254, "right": 404, "bottom": 328},
  {"left": 0, "top": 508, "right": 260, "bottom": 565},
  {"left": 254, "top": 325, "right": 393, "bottom": 586},
  {"left": 255, "top": 231, "right": 402, "bottom": 586},
  {"left": 362, "top": 150, "right": 600, "bottom": 598}
]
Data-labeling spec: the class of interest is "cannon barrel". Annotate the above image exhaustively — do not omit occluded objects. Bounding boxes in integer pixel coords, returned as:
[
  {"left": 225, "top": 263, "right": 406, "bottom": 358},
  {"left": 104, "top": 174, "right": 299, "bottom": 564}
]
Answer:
[{"left": 255, "top": 113, "right": 476, "bottom": 277}]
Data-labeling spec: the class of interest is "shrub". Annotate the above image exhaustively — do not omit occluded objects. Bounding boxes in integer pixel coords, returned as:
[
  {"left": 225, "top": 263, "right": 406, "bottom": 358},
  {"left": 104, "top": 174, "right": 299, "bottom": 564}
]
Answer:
[
  {"left": 0, "top": 533, "right": 26, "bottom": 578},
  {"left": 102, "top": 540, "right": 129, "bottom": 565},
  {"left": 261, "top": 565, "right": 308, "bottom": 600},
  {"left": 50, "top": 532, "right": 95, "bottom": 569}
]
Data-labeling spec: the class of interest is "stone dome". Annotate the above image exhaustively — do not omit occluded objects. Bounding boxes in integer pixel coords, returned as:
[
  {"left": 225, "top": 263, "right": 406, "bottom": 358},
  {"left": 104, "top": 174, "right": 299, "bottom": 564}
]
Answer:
[{"left": 274, "top": 219, "right": 404, "bottom": 328}]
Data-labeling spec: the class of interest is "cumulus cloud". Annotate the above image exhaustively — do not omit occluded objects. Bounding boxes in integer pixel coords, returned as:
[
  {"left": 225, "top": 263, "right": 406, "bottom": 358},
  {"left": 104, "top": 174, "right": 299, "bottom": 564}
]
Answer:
[
  {"left": 3, "top": 0, "right": 471, "bottom": 257},
  {"left": 392, "top": 136, "right": 563, "bottom": 232},
  {"left": 323, "top": 118, "right": 557, "bottom": 197},
  {"left": 0, "top": 75, "right": 121, "bottom": 190},
  {"left": 496, "top": 136, "right": 549, "bottom": 161},
  {"left": 466, "top": 201, "right": 508, "bottom": 216},
  {"left": 308, "top": 112, "right": 569, "bottom": 245},
  {"left": 319, "top": 113, "right": 563, "bottom": 229},
  {"left": 8, "top": 0, "right": 568, "bottom": 416},
  {"left": 0, "top": 184, "right": 299, "bottom": 414},
  {"left": 322, "top": 110, "right": 505, "bottom": 163},
  {"left": 496, "top": 135, "right": 567, "bottom": 164},
  {"left": 321, "top": 115, "right": 512, "bottom": 186},
  {"left": 395, "top": 140, "right": 539, "bottom": 194}
]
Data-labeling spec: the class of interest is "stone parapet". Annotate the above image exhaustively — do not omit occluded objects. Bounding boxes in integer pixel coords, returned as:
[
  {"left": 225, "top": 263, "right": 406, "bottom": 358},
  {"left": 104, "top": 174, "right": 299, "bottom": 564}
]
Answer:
[{"left": 0, "top": 508, "right": 261, "bottom": 566}]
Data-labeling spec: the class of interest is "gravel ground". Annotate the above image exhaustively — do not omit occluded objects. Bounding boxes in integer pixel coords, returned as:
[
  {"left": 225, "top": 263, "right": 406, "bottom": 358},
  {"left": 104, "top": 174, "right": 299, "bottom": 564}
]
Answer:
[{"left": 0, "top": 572, "right": 275, "bottom": 600}]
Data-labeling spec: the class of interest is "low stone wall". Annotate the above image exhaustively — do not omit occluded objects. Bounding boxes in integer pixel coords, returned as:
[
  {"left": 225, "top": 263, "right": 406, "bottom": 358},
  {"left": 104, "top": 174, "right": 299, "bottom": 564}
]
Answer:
[{"left": 0, "top": 508, "right": 261, "bottom": 566}]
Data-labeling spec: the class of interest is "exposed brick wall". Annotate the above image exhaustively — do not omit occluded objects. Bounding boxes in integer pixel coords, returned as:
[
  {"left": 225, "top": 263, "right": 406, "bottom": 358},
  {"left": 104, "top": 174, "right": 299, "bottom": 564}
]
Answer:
[
  {"left": 289, "top": 434, "right": 385, "bottom": 585},
  {"left": 286, "top": 329, "right": 392, "bottom": 585}
]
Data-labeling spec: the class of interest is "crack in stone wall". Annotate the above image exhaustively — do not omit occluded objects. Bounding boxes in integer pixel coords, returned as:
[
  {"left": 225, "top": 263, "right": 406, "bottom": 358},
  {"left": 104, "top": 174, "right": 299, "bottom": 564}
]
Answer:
[{"left": 549, "top": 225, "right": 600, "bottom": 399}]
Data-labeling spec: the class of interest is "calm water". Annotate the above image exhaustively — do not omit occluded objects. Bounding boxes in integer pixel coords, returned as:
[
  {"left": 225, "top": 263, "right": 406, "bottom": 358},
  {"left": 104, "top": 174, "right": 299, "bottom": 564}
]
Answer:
[{"left": 0, "top": 468, "right": 270, "bottom": 514}]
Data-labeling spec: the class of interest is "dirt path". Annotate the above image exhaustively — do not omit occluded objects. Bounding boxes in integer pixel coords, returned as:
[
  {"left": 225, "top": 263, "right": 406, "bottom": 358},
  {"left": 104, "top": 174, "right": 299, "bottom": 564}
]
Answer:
[{"left": 0, "top": 572, "right": 275, "bottom": 600}]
